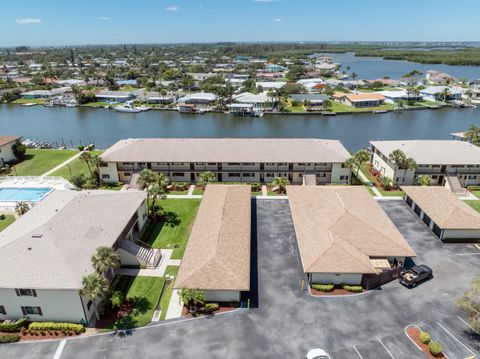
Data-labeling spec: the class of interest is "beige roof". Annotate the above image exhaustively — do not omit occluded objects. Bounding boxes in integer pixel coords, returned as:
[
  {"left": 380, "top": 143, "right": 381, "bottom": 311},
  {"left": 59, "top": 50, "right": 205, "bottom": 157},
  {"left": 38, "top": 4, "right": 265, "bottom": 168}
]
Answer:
[
  {"left": 100, "top": 138, "right": 350, "bottom": 164},
  {"left": 370, "top": 140, "right": 480, "bottom": 165},
  {"left": 0, "top": 136, "right": 21, "bottom": 147},
  {"left": 402, "top": 186, "right": 480, "bottom": 229},
  {"left": 174, "top": 185, "right": 251, "bottom": 291},
  {"left": 0, "top": 190, "right": 146, "bottom": 290},
  {"left": 287, "top": 186, "right": 416, "bottom": 274}
]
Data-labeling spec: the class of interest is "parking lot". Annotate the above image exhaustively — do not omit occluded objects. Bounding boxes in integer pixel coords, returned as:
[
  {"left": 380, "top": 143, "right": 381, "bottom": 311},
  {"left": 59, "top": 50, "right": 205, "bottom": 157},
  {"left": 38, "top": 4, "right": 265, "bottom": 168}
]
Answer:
[{"left": 1, "top": 199, "right": 479, "bottom": 358}]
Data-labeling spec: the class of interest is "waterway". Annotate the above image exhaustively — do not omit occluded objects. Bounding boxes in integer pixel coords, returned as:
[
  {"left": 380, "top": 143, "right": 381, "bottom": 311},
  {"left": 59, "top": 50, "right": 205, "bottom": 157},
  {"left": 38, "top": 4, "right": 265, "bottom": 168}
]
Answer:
[{"left": 1, "top": 104, "right": 479, "bottom": 152}]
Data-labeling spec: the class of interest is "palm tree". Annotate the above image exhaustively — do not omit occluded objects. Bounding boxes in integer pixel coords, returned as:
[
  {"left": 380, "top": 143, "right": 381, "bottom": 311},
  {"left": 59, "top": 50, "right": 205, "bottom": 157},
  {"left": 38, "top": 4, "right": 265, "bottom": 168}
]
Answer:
[
  {"left": 271, "top": 176, "right": 289, "bottom": 194},
  {"left": 81, "top": 272, "right": 109, "bottom": 320},
  {"left": 199, "top": 171, "right": 216, "bottom": 187},
  {"left": 345, "top": 150, "right": 370, "bottom": 177},
  {"left": 416, "top": 175, "right": 432, "bottom": 186},
  {"left": 79, "top": 151, "right": 93, "bottom": 177},
  {"left": 180, "top": 288, "right": 206, "bottom": 314},
  {"left": 351, "top": 72, "right": 358, "bottom": 81},
  {"left": 388, "top": 149, "right": 418, "bottom": 185},
  {"left": 156, "top": 172, "right": 169, "bottom": 190},
  {"left": 91, "top": 247, "right": 121, "bottom": 279},
  {"left": 137, "top": 169, "right": 158, "bottom": 215},
  {"left": 149, "top": 183, "right": 167, "bottom": 214},
  {"left": 440, "top": 88, "right": 451, "bottom": 102},
  {"left": 464, "top": 125, "right": 480, "bottom": 146}
]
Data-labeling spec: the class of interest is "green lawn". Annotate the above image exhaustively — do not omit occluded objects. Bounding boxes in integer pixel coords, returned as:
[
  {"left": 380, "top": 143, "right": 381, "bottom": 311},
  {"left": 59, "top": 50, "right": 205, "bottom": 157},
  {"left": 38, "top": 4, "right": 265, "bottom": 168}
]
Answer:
[
  {"left": 51, "top": 150, "right": 103, "bottom": 179},
  {"left": 329, "top": 102, "right": 394, "bottom": 113},
  {"left": 466, "top": 200, "right": 480, "bottom": 213},
  {"left": 0, "top": 215, "right": 15, "bottom": 232},
  {"left": 11, "top": 149, "right": 78, "bottom": 176},
  {"left": 12, "top": 98, "right": 46, "bottom": 105},
  {"left": 141, "top": 199, "right": 201, "bottom": 259},
  {"left": 379, "top": 189, "right": 404, "bottom": 197},
  {"left": 80, "top": 101, "right": 110, "bottom": 108},
  {"left": 107, "top": 276, "right": 165, "bottom": 329},
  {"left": 160, "top": 266, "right": 179, "bottom": 320},
  {"left": 470, "top": 191, "right": 480, "bottom": 198}
]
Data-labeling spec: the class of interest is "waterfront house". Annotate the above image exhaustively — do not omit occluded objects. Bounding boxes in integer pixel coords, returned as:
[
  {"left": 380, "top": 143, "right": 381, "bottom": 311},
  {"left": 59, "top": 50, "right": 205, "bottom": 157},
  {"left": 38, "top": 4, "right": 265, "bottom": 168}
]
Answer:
[
  {"left": 370, "top": 140, "right": 480, "bottom": 188},
  {"left": 98, "top": 138, "right": 351, "bottom": 185},
  {"left": 332, "top": 92, "right": 385, "bottom": 108},
  {"left": 177, "top": 92, "right": 217, "bottom": 107},
  {"left": 289, "top": 94, "right": 328, "bottom": 106},
  {"left": 21, "top": 87, "right": 71, "bottom": 100},
  {"left": 0, "top": 136, "right": 22, "bottom": 166},
  {"left": 287, "top": 186, "right": 416, "bottom": 289},
  {"left": 174, "top": 185, "right": 251, "bottom": 302},
  {"left": 95, "top": 90, "right": 135, "bottom": 103},
  {"left": 377, "top": 90, "right": 423, "bottom": 103},
  {"left": 233, "top": 92, "right": 269, "bottom": 108},
  {"left": 426, "top": 70, "right": 455, "bottom": 85},
  {"left": 419, "top": 86, "right": 463, "bottom": 102},
  {"left": 0, "top": 190, "right": 159, "bottom": 324}
]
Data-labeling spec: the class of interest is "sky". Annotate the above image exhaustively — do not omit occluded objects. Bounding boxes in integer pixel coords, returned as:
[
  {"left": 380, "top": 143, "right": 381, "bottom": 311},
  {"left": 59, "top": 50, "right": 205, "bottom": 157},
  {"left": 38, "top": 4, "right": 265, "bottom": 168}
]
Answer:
[{"left": 1, "top": 0, "right": 480, "bottom": 46}]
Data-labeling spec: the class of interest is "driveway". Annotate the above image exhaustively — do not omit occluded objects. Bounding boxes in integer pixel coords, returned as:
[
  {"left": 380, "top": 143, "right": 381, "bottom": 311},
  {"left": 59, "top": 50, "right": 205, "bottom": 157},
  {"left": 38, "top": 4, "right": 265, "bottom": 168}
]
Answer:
[{"left": 1, "top": 199, "right": 479, "bottom": 358}]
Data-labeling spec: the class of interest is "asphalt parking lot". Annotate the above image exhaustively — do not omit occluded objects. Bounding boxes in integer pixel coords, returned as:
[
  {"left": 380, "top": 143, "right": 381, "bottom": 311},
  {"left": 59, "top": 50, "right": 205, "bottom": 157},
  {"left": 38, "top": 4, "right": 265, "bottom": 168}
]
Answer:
[{"left": 1, "top": 199, "right": 479, "bottom": 358}]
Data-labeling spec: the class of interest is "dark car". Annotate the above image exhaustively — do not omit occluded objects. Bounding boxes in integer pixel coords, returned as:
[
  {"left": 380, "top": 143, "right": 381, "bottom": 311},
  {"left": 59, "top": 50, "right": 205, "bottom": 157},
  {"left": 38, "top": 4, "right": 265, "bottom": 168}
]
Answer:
[{"left": 399, "top": 265, "right": 433, "bottom": 288}]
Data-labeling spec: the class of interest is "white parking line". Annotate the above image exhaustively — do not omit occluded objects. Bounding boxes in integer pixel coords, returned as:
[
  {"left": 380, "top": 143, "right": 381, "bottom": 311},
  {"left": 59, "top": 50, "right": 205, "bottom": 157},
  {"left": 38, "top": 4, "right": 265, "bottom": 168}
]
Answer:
[
  {"left": 353, "top": 345, "right": 365, "bottom": 359},
  {"left": 437, "top": 322, "right": 476, "bottom": 357},
  {"left": 457, "top": 316, "right": 480, "bottom": 335},
  {"left": 377, "top": 337, "right": 396, "bottom": 359},
  {"left": 52, "top": 340, "right": 66, "bottom": 359}
]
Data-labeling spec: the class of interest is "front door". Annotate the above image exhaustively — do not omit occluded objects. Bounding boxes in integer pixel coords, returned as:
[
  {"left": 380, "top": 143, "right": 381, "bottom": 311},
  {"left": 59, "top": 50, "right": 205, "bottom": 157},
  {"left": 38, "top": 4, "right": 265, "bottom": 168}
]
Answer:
[{"left": 438, "top": 175, "right": 444, "bottom": 185}]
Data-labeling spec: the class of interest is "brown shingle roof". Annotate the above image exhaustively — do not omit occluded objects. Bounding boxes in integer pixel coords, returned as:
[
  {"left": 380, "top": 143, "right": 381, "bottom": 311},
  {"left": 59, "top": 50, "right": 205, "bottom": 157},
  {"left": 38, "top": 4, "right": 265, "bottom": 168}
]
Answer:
[
  {"left": 100, "top": 138, "right": 350, "bottom": 164},
  {"left": 174, "top": 185, "right": 251, "bottom": 291},
  {"left": 287, "top": 186, "right": 416, "bottom": 274},
  {"left": 402, "top": 186, "right": 480, "bottom": 229},
  {"left": 333, "top": 92, "right": 385, "bottom": 102},
  {"left": 0, "top": 136, "right": 21, "bottom": 147}
]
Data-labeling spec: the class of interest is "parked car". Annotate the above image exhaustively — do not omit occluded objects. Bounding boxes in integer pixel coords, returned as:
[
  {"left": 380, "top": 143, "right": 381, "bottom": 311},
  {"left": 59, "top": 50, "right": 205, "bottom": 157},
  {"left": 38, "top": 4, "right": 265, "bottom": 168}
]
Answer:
[
  {"left": 306, "top": 348, "right": 332, "bottom": 359},
  {"left": 399, "top": 265, "right": 433, "bottom": 288}
]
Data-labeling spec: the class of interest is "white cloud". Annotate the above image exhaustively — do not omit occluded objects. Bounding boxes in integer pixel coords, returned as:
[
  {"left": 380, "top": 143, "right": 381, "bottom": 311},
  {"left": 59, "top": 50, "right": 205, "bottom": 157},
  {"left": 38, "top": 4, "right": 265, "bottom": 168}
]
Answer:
[
  {"left": 16, "top": 18, "right": 42, "bottom": 25},
  {"left": 165, "top": 5, "right": 180, "bottom": 12},
  {"left": 98, "top": 16, "right": 110, "bottom": 21},
  {"left": 274, "top": 17, "right": 282, "bottom": 22}
]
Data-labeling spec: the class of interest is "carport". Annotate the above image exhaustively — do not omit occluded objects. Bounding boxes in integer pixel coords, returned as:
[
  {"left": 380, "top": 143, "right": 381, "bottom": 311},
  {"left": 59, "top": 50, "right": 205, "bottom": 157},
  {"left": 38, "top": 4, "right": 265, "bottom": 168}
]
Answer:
[{"left": 402, "top": 186, "right": 480, "bottom": 241}]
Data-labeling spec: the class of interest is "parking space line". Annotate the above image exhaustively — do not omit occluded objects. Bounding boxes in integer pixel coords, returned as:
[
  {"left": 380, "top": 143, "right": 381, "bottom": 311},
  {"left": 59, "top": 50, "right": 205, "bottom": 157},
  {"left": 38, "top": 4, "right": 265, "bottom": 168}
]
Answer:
[
  {"left": 457, "top": 316, "right": 480, "bottom": 335},
  {"left": 52, "top": 339, "right": 66, "bottom": 359},
  {"left": 437, "top": 322, "right": 476, "bottom": 357},
  {"left": 474, "top": 243, "right": 480, "bottom": 251},
  {"left": 404, "top": 325, "right": 423, "bottom": 351},
  {"left": 353, "top": 345, "right": 365, "bottom": 359},
  {"left": 377, "top": 337, "right": 396, "bottom": 358}
]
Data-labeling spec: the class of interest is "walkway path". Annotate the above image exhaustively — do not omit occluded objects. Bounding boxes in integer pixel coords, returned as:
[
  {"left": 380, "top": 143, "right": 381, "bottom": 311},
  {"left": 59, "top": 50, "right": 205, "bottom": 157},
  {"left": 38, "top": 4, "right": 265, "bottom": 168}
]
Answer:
[
  {"left": 115, "top": 249, "right": 180, "bottom": 277},
  {"left": 355, "top": 166, "right": 382, "bottom": 197},
  {"left": 261, "top": 185, "right": 267, "bottom": 196},
  {"left": 187, "top": 185, "right": 195, "bottom": 196},
  {"left": 41, "top": 150, "right": 83, "bottom": 176},
  {"left": 164, "top": 289, "right": 184, "bottom": 320}
]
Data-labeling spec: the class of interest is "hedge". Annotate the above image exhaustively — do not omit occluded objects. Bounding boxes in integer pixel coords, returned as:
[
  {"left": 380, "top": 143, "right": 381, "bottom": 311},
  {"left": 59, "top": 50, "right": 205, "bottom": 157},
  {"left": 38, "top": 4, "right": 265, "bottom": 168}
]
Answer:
[
  {"left": 428, "top": 340, "right": 443, "bottom": 357},
  {"left": 312, "top": 284, "right": 335, "bottom": 292},
  {"left": 419, "top": 331, "right": 431, "bottom": 344},
  {"left": 0, "top": 334, "right": 21, "bottom": 343},
  {"left": 204, "top": 303, "right": 219, "bottom": 313},
  {"left": 342, "top": 285, "right": 363, "bottom": 293},
  {"left": 0, "top": 318, "right": 27, "bottom": 333},
  {"left": 28, "top": 322, "right": 85, "bottom": 334}
]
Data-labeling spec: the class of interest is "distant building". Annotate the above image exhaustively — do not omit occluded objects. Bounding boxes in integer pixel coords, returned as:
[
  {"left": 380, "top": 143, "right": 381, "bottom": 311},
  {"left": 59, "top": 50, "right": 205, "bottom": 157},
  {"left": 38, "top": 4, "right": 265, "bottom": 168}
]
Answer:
[
  {"left": 21, "top": 87, "right": 70, "bottom": 100},
  {"left": 177, "top": 92, "right": 217, "bottom": 106},
  {"left": 332, "top": 92, "right": 385, "bottom": 108},
  {"left": 426, "top": 70, "right": 455, "bottom": 85},
  {"left": 419, "top": 86, "right": 463, "bottom": 102},
  {"left": 95, "top": 90, "right": 135, "bottom": 103}
]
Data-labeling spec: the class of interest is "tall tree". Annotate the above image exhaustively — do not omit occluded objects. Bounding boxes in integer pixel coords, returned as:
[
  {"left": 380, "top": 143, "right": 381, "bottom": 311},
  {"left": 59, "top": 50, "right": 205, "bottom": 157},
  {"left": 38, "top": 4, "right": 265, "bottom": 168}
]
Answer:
[
  {"left": 81, "top": 272, "right": 109, "bottom": 320},
  {"left": 91, "top": 246, "right": 121, "bottom": 279},
  {"left": 137, "top": 169, "right": 158, "bottom": 215},
  {"left": 199, "top": 171, "right": 216, "bottom": 187},
  {"left": 272, "top": 176, "right": 290, "bottom": 194},
  {"left": 464, "top": 125, "right": 480, "bottom": 146}
]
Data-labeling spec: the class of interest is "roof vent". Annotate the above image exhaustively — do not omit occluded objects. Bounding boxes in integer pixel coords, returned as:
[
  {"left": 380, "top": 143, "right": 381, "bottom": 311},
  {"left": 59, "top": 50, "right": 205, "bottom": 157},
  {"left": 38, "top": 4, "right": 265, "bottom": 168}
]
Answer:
[{"left": 31, "top": 234, "right": 43, "bottom": 238}]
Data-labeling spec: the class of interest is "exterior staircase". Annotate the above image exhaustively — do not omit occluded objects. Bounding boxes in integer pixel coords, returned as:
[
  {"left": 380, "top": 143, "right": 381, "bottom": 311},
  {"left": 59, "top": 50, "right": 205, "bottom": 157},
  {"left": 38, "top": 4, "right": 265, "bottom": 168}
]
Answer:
[
  {"left": 129, "top": 172, "right": 141, "bottom": 190},
  {"left": 445, "top": 173, "right": 467, "bottom": 194},
  {"left": 119, "top": 239, "right": 161, "bottom": 269}
]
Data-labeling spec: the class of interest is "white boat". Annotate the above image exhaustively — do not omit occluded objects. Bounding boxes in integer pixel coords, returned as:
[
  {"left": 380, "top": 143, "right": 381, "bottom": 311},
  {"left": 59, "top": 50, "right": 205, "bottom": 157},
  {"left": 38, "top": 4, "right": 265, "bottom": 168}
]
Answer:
[
  {"left": 114, "top": 101, "right": 142, "bottom": 113},
  {"left": 252, "top": 110, "right": 264, "bottom": 117},
  {"left": 22, "top": 103, "right": 37, "bottom": 107}
]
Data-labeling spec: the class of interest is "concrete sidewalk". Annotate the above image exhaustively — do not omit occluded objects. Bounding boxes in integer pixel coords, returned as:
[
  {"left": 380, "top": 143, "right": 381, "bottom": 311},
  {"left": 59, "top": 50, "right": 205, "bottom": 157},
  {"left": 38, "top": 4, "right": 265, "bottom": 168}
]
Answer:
[
  {"left": 116, "top": 249, "right": 179, "bottom": 277},
  {"left": 165, "top": 289, "right": 184, "bottom": 320},
  {"left": 355, "top": 166, "right": 382, "bottom": 197},
  {"left": 41, "top": 150, "right": 83, "bottom": 176}
]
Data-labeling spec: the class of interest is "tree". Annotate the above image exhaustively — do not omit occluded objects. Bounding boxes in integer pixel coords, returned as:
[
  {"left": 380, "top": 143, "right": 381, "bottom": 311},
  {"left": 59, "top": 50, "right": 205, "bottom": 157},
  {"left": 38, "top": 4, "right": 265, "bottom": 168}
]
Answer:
[
  {"left": 199, "top": 171, "right": 216, "bottom": 187},
  {"left": 344, "top": 150, "right": 370, "bottom": 177},
  {"left": 79, "top": 151, "right": 94, "bottom": 177},
  {"left": 388, "top": 149, "right": 418, "bottom": 185},
  {"left": 271, "top": 176, "right": 289, "bottom": 194},
  {"left": 464, "top": 125, "right": 480, "bottom": 146},
  {"left": 440, "top": 88, "right": 451, "bottom": 102},
  {"left": 457, "top": 278, "right": 480, "bottom": 332},
  {"left": 15, "top": 201, "right": 30, "bottom": 216},
  {"left": 91, "top": 246, "right": 120, "bottom": 278},
  {"left": 137, "top": 169, "right": 159, "bottom": 215},
  {"left": 149, "top": 183, "right": 167, "bottom": 214},
  {"left": 11, "top": 142, "right": 26, "bottom": 162},
  {"left": 81, "top": 273, "right": 109, "bottom": 320},
  {"left": 286, "top": 64, "right": 307, "bottom": 81},
  {"left": 180, "top": 288, "right": 206, "bottom": 314},
  {"left": 351, "top": 72, "right": 358, "bottom": 81},
  {"left": 416, "top": 175, "right": 432, "bottom": 186}
]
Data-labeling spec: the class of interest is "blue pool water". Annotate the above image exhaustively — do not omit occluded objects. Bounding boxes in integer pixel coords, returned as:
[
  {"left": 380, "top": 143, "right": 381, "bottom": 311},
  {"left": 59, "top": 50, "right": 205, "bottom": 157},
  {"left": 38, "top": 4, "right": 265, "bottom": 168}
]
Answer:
[{"left": 0, "top": 187, "right": 53, "bottom": 202}]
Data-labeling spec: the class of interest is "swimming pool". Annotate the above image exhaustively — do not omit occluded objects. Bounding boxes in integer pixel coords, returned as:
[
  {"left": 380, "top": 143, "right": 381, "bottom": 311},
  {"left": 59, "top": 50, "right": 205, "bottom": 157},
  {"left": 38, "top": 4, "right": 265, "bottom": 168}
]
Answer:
[{"left": 0, "top": 187, "right": 53, "bottom": 202}]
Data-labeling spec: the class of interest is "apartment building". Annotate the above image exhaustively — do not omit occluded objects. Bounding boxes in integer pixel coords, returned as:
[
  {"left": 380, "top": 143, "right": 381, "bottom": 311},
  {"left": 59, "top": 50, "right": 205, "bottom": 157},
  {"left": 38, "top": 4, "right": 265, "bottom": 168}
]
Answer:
[
  {"left": 99, "top": 138, "right": 351, "bottom": 185},
  {"left": 370, "top": 140, "right": 480, "bottom": 187}
]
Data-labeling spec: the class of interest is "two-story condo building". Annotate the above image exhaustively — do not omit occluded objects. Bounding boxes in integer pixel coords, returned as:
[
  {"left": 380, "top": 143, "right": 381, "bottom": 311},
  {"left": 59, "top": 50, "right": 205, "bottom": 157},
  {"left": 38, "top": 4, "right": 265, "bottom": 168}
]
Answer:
[
  {"left": 0, "top": 136, "right": 22, "bottom": 166},
  {"left": 98, "top": 138, "right": 352, "bottom": 186},
  {"left": 370, "top": 140, "right": 480, "bottom": 188}
]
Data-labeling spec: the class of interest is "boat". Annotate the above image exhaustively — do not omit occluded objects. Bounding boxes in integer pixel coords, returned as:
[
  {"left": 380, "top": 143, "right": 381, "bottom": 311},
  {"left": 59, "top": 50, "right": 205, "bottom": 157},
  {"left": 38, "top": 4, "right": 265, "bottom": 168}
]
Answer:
[
  {"left": 22, "top": 103, "right": 37, "bottom": 107},
  {"left": 373, "top": 110, "right": 388, "bottom": 114},
  {"left": 114, "top": 101, "right": 142, "bottom": 113},
  {"left": 252, "top": 109, "right": 264, "bottom": 117},
  {"left": 178, "top": 104, "right": 206, "bottom": 114}
]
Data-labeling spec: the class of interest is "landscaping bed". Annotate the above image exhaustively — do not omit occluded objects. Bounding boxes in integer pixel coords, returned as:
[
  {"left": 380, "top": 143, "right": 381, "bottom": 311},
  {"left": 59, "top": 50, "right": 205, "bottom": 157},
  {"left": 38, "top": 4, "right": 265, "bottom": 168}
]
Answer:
[
  {"left": 310, "top": 284, "right": 365, "bottom": 296},
  {"left": 0, "top": 318, "right": 85, "bottom": 342},
  {"left": 361, "top": 163, "right": 404, "bottom": 196},
  {"left": 181, "top": 301, "right": 241, "bottom": 318},
  {"left": 406, "top": 326, "right": 447, "bottom": 358}
]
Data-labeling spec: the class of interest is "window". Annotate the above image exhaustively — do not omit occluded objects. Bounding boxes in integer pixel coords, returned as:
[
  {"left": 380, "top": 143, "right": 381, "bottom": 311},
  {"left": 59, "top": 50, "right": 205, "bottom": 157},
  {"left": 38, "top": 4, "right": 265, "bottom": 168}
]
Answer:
[
  {"left": 227, "top": 163, "right": 240, "bottom": 166},
  {"left": 195, "top": 162, "right": 204, "bottom": 165},
  {"left": 99, "top": 162, "right": 108, "bottom": 168},
  {"left": 242, "top": 163, "right": 255, "bottom": 166},
  {"left": 0, "top": 305, "right": 5, "bottom": 315},
  {"left": 122, "top": 162, "right": 133, "bottom": 166},
  {"left": 265, "top": 163, "right": 275, "bottom": 166},
  {"left": 15, "top": 289, "right": 36, "bottom": 297},
  {"left": 228, "top": 173, "right": 241, "bottom": 177},
  {"left": 340, "top": 175, "right": 349, "bottom": 181},
  {"left": 469, "top": 175, "right": 477, "bottom": 179},
  {"left": 243, "top": 173, "right": 255, "bottom": 178},
  {"left": 21, "top": 306, "right": 42, "bottom": 316},
  {"left": 266, "top": 173, "right": 275, "bottom": 178},
  {"left": 207, "top": 163, "right": 216, "bottom": 166},
  {"left": 173, "top": 162, "right": 184, "bottom": 166},
  {"left": 172, "top": 173, "right": 185, "bottom": 177},
  {"left": 101, "top": 174, "right": 110, "bottom": 179},
  {"left": 432, "top": 175, "right": 438, "bottom": 179}
]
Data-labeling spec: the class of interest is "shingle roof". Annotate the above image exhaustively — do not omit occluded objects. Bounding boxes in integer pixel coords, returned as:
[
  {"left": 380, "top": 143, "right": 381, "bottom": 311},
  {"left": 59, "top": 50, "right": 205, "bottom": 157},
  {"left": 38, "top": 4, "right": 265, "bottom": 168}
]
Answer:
[
  {"left": 370, "top": 140, "right": 480, "bottom": 165},
  {"left": 401, "top": 186, "right": 480, "bottom": 230},
  {"left": 174, "top": 185, "right": 251, "bottom": 291},
  {"left": 287, "top": 186, "right": 416, "bottom": 274},
  {"left": 333, "top": 92, "right": 385, "bottom": 102},
  {"left": 100, "top": 138, "right": 350, "bottom": 164},
  {"left": 0, "top": 136, "right": 21, "bottom": 147},
  {"left": 0, "top": 190, "right": 146, "bottom": 290}
]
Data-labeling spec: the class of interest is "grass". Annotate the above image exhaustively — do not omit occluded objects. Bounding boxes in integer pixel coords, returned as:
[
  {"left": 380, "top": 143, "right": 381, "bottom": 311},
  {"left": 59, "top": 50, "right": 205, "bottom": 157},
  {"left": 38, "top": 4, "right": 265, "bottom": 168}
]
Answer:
[
  {"left": 12, "top": 98, "right": 46, "bottom": 104},
  {"left": 141, "top": 199, "right": 201, "bottom": 259},
  {"left": 359, "top": 163, "right": 403, "bottom": 197},
  {"left": 11, "top": 149, "right": 78, "bottom": 176},
  {"left": 107, "top": 276, "right": 165, "bottom": 329},
  {"left": 470, "top": 191, "right": 480, "bottom": 199},
  {"left": 379, "top": 189, "right": 404, "bottom": 197},
  {"left": 160, "top": 266, "right": 180, "bottom": 320},
  {"left": 465, "top": 200, "right": 480, "bottom": 213},
  {"left": 329, "top": 102, "right": 394, "bottom": 113},
  {"left": 51, "top": 150, "right": 103, "bottom": 179},
  {"left": 80, "top": 101, "right": 111, "bottom": 107},
  {"left": 285, "top": 105, "right": 306, "bottom": 113},
  {"left": 0, "top": 215, "right": 15, "bottom": 232}
]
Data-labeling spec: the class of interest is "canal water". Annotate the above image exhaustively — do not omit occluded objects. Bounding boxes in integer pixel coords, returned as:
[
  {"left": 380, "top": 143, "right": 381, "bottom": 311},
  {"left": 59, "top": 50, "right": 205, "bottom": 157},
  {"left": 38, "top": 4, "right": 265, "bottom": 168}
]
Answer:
[{"left": 1, "top": 104, "right": 479, "bottom": 152}]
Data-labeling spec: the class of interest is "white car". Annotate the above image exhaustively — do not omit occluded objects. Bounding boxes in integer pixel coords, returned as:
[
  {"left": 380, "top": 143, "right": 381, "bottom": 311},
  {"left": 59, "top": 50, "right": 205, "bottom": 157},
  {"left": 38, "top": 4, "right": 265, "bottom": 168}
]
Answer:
[{"left": 306, "top": 348, "right": 332, "bottom": 359}]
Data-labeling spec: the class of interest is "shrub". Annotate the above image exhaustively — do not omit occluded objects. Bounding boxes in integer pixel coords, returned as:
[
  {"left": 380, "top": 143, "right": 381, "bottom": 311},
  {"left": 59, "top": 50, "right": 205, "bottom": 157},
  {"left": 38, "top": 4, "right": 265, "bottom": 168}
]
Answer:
[
  {"left": 28, "top": 322, "right": 85, "bottom": 335},
  {"left": 312, "top": 284, "right": 335, "bottom": 292},
  {"left": 78, "top": 145, "right": 85, "bottom": 151},
  {"left": 110, "top": 291, "right": 125, "bottom": 309},
  {"left": 0, "top": 334, "right": 21, "bottom": 343},
  {"left": 419, "top": 331, "right": 431, "bottom": 344},
  {"left": 428, "top": 341, "right": 443, "bottom": 357},
  {"left": 342, "top": 285, "right": 363, "bottom": 293},
  {"left": 70, "top": 174, "right": 87, "bottom": 189},
  {"left": 0, "top": 317, "right": 27, "bottom": 333},
  {"left": 204, "top": 303, "right": 219, "bottom": 313}
]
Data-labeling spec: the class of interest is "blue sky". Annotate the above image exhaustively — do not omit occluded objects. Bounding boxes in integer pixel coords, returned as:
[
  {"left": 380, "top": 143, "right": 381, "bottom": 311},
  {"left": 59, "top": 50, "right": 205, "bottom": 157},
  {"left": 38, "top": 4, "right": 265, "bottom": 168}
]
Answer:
[{"left": 2, "top": 0, "right": 480, "bottom": 46}]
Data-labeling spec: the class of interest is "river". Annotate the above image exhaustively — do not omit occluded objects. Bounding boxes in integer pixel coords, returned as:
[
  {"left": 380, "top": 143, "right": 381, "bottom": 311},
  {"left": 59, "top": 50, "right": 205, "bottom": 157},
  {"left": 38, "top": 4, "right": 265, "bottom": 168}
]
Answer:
[{"left": 1, "top": 104, "right": 479, "bottom": 152}]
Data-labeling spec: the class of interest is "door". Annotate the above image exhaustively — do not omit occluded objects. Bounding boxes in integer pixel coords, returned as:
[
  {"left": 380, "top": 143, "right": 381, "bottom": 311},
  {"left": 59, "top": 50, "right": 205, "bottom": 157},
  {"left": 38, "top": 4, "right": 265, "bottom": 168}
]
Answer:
[
  {"left": 438, "top": 175, "right": 444, "bottom": 185},
  {"left": 440, "top": 165, "right": 446, "bottom": 173},
  {"left": 218, "top": 173, "right": 222, "bottom": 182}
]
